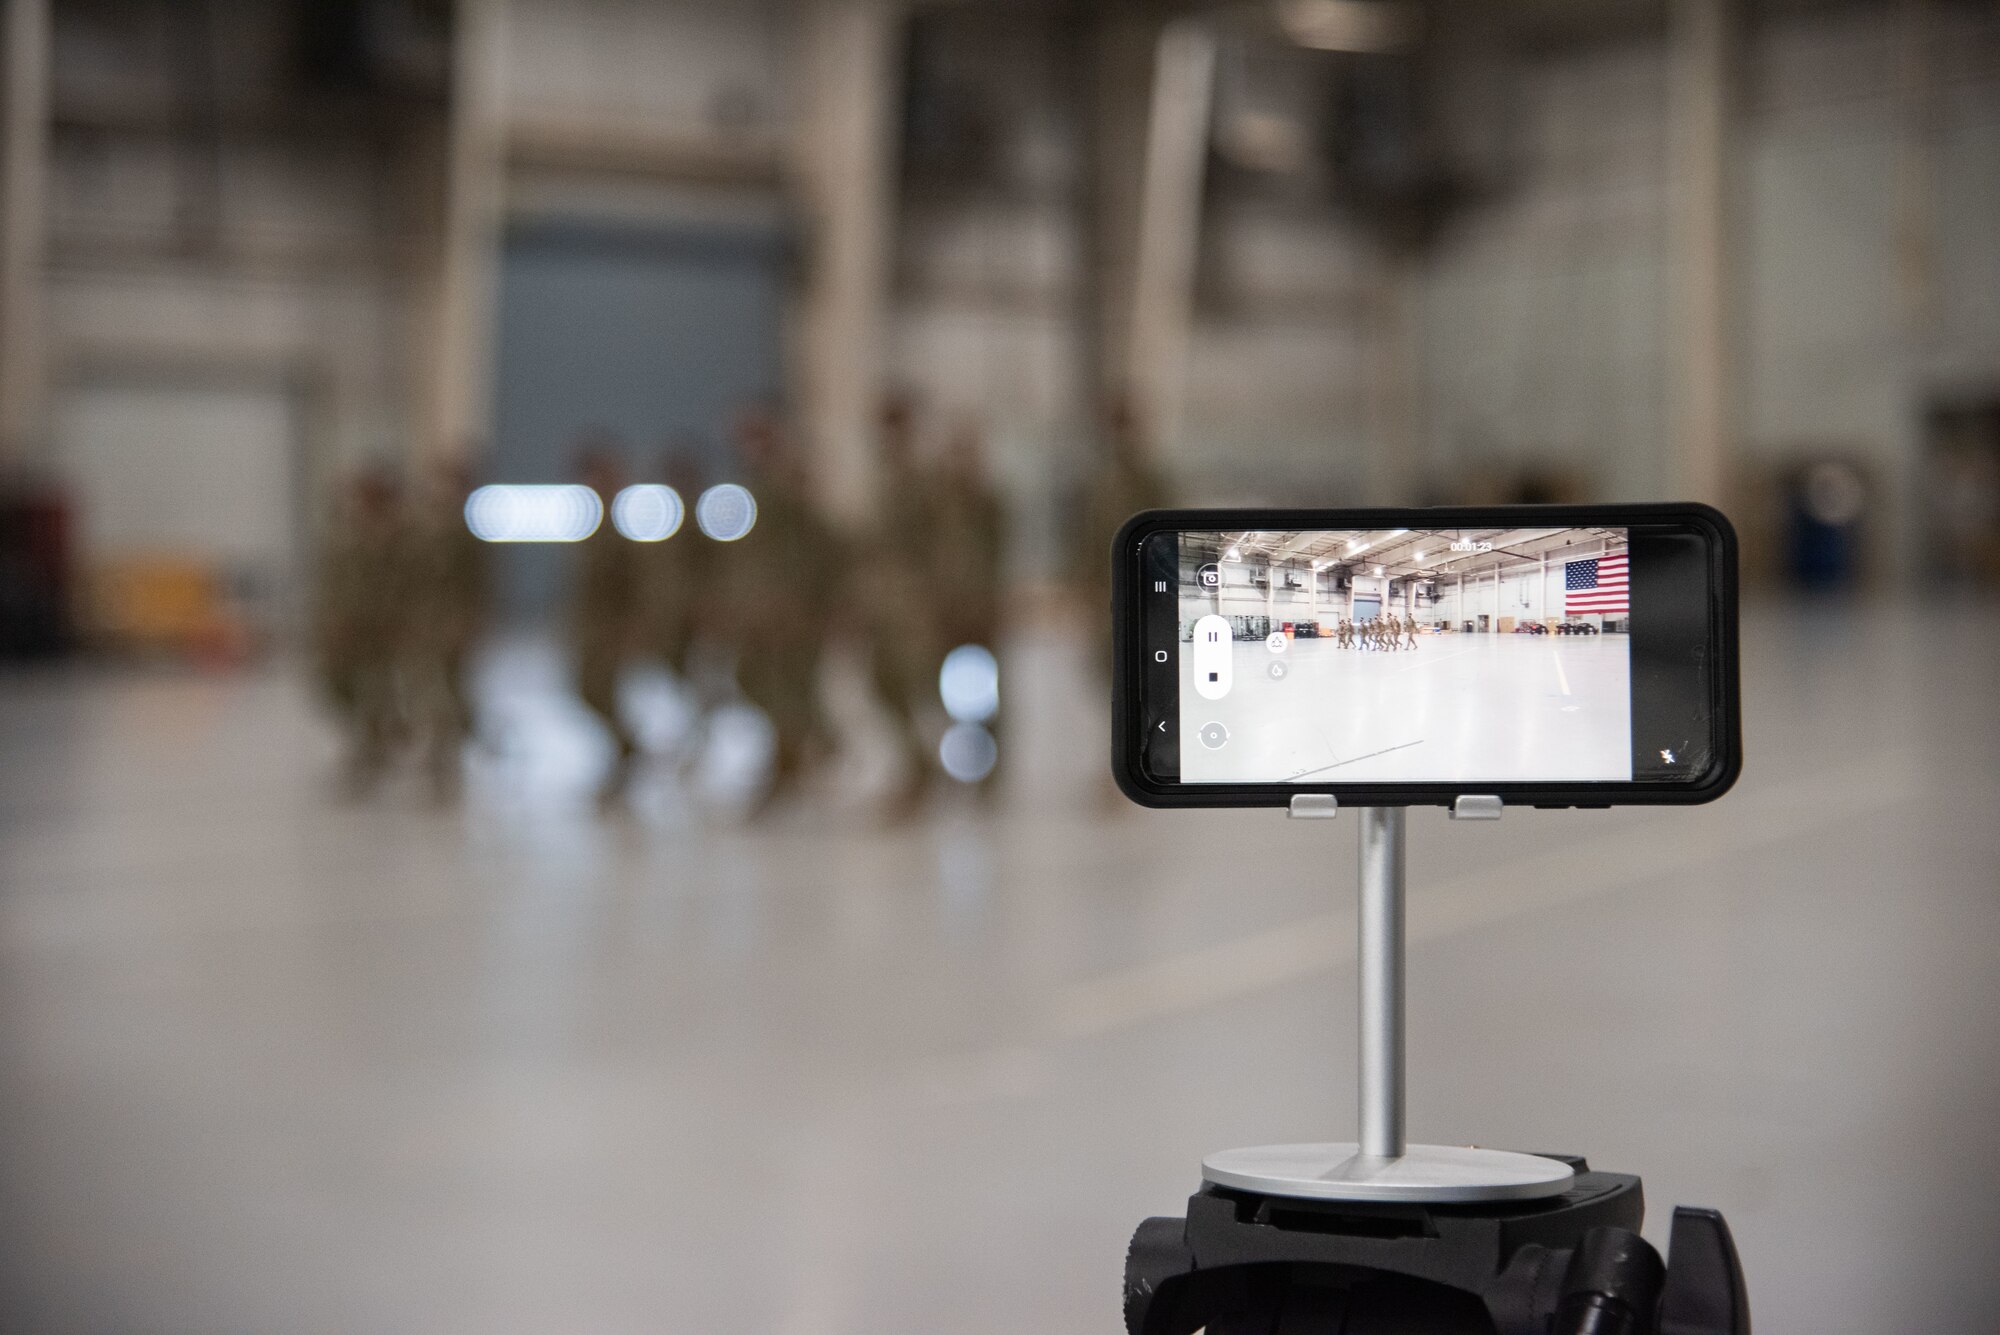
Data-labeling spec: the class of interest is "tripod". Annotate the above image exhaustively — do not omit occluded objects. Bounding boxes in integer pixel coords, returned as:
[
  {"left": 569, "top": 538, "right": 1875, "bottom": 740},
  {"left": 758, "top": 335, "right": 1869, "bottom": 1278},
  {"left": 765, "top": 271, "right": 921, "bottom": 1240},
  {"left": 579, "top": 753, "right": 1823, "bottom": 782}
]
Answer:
[{"left": 1121, "top": 803, "right": 1751, "bottom": 1335}]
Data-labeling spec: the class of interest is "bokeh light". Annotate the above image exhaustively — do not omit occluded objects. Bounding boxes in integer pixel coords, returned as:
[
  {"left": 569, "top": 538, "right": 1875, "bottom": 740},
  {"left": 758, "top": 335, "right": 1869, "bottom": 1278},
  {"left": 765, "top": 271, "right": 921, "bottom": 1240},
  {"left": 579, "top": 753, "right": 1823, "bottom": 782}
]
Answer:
[
  {"left": 464, "top": 484, "right": 603, "bottom": 543},
  {"left": 938, "top": 722, "right": 997, "bottom": 784},
  {"left": 695, "top": 484, "right": 758, "bottom": 541},
  {"left": 938, "top": 644, "right": 999, "bottom": 724},
  {"left": 611, "top": 484, "right": 685, "bottom": 541}
]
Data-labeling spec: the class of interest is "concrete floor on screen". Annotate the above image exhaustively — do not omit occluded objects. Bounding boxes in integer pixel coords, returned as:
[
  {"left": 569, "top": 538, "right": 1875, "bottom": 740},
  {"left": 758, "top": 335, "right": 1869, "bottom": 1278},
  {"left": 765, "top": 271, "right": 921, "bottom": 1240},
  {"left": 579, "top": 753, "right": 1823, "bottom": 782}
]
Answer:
[
  {"left": 1179, "top": 631, "right": 1632, "bottom": 783},
  {"left": 1, "top": 604, "right": 1998, "bottom": 1334}
]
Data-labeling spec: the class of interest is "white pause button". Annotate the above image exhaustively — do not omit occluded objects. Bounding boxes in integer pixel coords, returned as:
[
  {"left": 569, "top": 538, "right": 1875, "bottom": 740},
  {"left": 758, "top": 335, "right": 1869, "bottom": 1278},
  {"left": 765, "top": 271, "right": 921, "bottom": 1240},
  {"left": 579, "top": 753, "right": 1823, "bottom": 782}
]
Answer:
[{"left": 1193, "top": 615, "right": 1232, "bottom": 700}]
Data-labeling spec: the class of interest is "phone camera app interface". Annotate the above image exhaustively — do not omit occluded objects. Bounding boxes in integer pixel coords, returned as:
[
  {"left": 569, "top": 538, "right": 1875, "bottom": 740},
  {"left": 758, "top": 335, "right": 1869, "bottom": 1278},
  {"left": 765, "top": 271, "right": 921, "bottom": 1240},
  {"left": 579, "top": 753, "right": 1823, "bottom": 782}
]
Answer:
[{"left": 1174, "top": 528, "right": 1633, "bottom": 784}]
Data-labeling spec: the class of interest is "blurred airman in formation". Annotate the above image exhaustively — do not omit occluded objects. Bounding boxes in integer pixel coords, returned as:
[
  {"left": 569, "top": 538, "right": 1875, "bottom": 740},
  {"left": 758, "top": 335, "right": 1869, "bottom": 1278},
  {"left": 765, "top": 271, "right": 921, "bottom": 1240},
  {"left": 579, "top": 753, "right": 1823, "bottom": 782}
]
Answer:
[
  {"left": 854, "top": 396, "right": 1011, "bottom": 819},
  {"left": 407, "top": 459, "right": 489, "bottom": 799},
  {"left": 312, "top": 455, "right": 491, "bottom": 802},
  {"left": 932, "top": 421, "right": 1008, "bottom": 799},
  {"left": 642, "top": 447, "right": 720, "bottom": 772},
  {"left": 569, "top": 442, "right": 645, "bottom": 806},
  {"left": 314, "top": 466, "right": 409, "bottom": 797},
  {"left": 1072, "top": 392, "right": 1168, "bottom": 686},
  {"left": 864, "top": 395, "right": 948, "bottom": 818},
  {"left": 717, "top": 407, "right": 841, "bottom": 816},
  {"left": 312, "top": 389, "right": 1174, "bottom": 821}
]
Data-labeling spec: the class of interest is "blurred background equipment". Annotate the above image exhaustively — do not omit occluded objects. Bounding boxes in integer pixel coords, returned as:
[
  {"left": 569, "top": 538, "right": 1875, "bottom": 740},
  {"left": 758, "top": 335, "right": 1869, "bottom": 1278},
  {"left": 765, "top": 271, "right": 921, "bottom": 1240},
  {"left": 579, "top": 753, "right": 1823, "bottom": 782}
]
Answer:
[
  {"left": 0, "top": 475, "right": 70, "bottom": 657},
  {"left": 2, "top": 0, "right": 2000, "bottom": 1331},
  {"left": 1783, "top": 454, "right": 1874, "bottom": 592},
  {"left": 1923, "top": 395, "right": 2000, "bottom": 587}
]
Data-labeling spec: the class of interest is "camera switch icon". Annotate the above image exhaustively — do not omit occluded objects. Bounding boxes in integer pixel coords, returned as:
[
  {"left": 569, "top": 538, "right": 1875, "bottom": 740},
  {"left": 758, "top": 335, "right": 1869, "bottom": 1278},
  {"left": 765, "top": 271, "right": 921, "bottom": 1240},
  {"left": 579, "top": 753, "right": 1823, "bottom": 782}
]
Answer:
[{"left": 1197, "top": 721, "right": 1230, "bottom": 750}]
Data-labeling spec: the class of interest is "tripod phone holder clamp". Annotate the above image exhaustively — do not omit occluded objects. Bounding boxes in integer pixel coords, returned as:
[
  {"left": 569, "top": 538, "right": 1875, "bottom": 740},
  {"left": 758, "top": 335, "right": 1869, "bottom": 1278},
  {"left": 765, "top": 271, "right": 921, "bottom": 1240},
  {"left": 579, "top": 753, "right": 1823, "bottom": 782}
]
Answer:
[{"left": 1121, "top": 798, "right": 1751, "bottom": 1334}]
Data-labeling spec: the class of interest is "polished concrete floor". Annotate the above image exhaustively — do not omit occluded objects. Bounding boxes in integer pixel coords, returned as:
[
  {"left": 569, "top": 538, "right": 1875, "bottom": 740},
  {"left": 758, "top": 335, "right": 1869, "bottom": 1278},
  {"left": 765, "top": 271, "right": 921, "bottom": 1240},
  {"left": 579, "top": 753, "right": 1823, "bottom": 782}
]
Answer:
[{"left": 2, "top": 602, "right": 1998, "bottom": 1333}]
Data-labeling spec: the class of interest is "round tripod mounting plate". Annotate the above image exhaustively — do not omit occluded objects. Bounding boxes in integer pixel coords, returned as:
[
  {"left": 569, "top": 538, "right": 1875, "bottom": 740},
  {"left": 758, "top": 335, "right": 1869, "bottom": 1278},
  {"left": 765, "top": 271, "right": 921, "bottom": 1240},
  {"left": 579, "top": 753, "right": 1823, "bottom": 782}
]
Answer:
[{"left": 1201, "top": 1143, "right": 1576, "bottom": 1203}]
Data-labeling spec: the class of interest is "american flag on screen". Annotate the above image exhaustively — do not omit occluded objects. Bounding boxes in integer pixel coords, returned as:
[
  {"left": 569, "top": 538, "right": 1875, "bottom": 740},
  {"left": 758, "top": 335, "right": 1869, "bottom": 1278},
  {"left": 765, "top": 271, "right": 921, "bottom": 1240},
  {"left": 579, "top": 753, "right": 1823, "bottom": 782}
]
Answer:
[{"left": 1565, "top": 551, "right": 1629, "bottom": 615}]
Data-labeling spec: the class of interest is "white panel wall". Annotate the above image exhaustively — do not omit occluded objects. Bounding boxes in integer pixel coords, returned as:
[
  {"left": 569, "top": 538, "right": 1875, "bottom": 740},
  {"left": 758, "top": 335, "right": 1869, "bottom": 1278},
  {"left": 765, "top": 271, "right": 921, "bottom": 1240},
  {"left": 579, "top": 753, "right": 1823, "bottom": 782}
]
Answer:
[
  {"left": 1418, "top": 7, "right": 2000, "bottom": 570},
  {"left": 1429, "top": 545, "right": 1620, "bottom": 629},
  {"left": 35, "top": 2, "right": 2000, "bottom": 599},
  {"left": 42, "top": 2, "right": 421, "bottom": 579}
]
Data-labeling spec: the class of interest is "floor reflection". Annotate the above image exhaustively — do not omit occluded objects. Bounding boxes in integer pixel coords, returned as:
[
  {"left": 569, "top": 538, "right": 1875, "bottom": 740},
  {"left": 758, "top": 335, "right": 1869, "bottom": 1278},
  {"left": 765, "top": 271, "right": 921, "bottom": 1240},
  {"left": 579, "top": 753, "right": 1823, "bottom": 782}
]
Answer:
[{"left": 0, "top": 606, "right": 1996, "bottom": 1333}]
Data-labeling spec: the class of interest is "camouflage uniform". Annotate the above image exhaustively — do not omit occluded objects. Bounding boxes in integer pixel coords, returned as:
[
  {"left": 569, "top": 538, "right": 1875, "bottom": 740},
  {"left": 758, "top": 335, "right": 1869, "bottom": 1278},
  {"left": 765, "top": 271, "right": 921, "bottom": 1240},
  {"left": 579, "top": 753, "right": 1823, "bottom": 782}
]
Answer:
[
  {"left": 932, "top": 438, "right": 1008, "bottom": 795},
  {"left": 646, "top": 513, "right": 712, "bottom": 681},
  {"left": 721, "top": 461, "right": 839, "bottom": 813},
  {"left": 406, "top": 470, "right": 488, "bottom": 799},
  {"left": 314, "top": 474, "right": 410, "bottom": 796},
  {"left": 570, "top": 485, "right": 644, "bottom": 802},
  {"left": 641, "top": 467, "right": 722, "bottom": 772},
  {"left": 866, "top": 448, "right": 947, "bottom": 814}
]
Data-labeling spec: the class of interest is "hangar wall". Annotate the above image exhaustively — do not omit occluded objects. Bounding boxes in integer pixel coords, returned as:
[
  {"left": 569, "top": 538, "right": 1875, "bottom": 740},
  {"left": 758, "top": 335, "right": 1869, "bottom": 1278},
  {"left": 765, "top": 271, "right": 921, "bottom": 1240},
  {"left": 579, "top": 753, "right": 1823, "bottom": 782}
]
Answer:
[
  {"left": 885, "top": 4, "right": 2000, "bottom": 578},
  {"left": 1419, "top": 5, "right": 2000, "bottom": 574},
  {"left": 1190, "top": 544, "right": 1621, "bottom": 630},
  {"left": 19, "top": 0, "right": 2000, "bottom": 624}
]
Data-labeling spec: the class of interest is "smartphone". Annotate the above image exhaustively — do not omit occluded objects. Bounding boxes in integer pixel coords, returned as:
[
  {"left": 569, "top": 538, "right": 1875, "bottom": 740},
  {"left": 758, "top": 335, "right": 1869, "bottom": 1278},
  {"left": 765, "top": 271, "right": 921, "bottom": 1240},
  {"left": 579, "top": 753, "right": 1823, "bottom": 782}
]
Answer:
[{"left": 1112, "top": 504, "right": 1740, "bottom": 808}]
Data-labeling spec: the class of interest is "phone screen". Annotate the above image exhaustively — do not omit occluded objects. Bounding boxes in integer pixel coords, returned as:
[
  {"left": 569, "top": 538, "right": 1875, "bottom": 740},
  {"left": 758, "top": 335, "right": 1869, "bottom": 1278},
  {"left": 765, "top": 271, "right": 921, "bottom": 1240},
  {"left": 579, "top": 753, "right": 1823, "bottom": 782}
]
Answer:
[{"left": 1125, "top": 511, "right": 1736, "bottom": 803}]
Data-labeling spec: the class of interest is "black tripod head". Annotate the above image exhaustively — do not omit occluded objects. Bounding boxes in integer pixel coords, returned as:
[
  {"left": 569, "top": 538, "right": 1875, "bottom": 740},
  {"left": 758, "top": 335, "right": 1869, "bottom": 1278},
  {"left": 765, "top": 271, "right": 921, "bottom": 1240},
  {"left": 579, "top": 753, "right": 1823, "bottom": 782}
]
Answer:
[{"left": 1124, "top": 1161, "right": 1750, "bottom": 1335}]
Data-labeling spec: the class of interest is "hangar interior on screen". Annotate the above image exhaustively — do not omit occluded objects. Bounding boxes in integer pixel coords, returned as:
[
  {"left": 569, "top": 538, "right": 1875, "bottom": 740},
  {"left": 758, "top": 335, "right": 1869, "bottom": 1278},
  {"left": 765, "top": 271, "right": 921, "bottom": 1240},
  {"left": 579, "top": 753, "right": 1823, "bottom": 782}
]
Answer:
[
  {"left": 1173, "top": 527, "right": 1632, "bottom": 784},
  {"left": 1177, "top": 528, "right": 1630, "bottom": 638}
]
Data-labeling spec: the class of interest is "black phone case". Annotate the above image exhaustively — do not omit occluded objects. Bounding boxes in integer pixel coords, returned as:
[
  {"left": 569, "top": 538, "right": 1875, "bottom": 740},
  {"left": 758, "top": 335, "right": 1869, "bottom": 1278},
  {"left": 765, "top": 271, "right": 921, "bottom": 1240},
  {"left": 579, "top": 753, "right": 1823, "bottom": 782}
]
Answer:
[{"left": 1110, "top": 503, "right": 1741, "bottom": 809}]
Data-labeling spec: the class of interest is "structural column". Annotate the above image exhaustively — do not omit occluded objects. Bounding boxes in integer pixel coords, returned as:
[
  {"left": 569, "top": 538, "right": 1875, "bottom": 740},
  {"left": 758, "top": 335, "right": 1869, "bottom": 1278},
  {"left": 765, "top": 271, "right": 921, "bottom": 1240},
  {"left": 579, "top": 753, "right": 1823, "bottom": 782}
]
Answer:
[
  {"left": 1893, "top": 0, "right": 1937, "bottom": 336},
  {"left": 0, "top": 0, "right": 51, "bottom": 462},
  {"left": 423, "top": 0, "right": 508, "bottom": 464},
  {"left": 792, "top": 0, "right": 901, "bottom": 524},
  {"left": 1124, "top": 19, "right": 1215, "bottom": 462},
  {"left": 1669, "top": 0, "right": 1735, "bottom": 507},
  {"left": 1368, "top": 253, "right": 1424, "bottom": 506}
]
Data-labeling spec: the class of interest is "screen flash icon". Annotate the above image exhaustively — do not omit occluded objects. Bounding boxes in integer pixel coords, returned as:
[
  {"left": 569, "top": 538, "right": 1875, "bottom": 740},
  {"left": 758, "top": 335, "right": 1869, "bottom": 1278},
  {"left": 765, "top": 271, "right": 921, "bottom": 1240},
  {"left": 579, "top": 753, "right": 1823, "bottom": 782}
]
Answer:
[{"left": 1660, "top": 748, "right": 1677, "bottom": 765}]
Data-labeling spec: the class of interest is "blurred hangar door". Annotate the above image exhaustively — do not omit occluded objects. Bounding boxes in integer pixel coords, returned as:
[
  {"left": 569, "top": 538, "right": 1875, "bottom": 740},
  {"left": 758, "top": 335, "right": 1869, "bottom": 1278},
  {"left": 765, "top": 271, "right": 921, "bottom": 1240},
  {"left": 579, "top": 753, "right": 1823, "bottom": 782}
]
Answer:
[
  {"left": 489, "top": 215, "right": 787, "bottom": 620},
  {"left": 53, "top": 378, "right": 301, "bottom": 646}
]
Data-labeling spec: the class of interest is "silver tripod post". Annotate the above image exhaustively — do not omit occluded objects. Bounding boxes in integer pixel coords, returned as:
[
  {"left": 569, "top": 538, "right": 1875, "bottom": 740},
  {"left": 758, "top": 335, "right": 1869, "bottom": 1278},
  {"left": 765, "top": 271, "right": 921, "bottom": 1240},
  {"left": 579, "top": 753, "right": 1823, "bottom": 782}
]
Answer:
[
  {"left": 1199, "top": 798, "right": 1578, "bottom": 1203},
  {"left": 1357, "top": 806, "right": 1405, "bottom": 1160}
]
